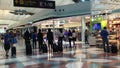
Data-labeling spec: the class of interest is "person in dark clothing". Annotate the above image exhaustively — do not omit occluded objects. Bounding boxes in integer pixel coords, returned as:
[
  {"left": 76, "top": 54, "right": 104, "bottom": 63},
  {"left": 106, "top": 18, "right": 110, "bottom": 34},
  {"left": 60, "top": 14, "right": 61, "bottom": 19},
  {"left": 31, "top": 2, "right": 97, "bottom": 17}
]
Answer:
[
  {"left": 64, "top": 30, "right": 68, "bottom": 41},
  {"left": 10, "top": 31, "right": 17, "bottom": 57},
  {"left": 4, "top": 30, "right": 11, "bottom": 57},
  {"left": 31, "top": 32, "right": 37, "bottom": 49},
  {"left": 47, "top": 29, "right": 54, "bottom": 51},
  {"left": 100, "top": 27, "right": 110, "bottom": 53},
  {"left": 58, "top": 29, "right": 64, "bottom": 52},
  {"left": 68, "top": 30, "right": 73, "bottom": 48},
  {"left": 37, "top": 29, "right": 43, "bottom": 52},
  {"left": 23, "top": 30, "right": 32, "bottom": 55},
  {"left": 85, "top": 29, "right": 89, "bottom": 44}
]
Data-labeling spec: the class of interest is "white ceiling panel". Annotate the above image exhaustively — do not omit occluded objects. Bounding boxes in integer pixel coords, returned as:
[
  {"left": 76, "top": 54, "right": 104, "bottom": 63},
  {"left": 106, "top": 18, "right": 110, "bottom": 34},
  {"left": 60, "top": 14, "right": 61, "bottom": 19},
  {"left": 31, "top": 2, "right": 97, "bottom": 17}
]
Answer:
[
  {"left": 0, "top": 0, "right": 75, "bottom": 28},
  {"left": 1, "top": 0, "right": 120, "bottom": 29},
  {"left": 91, "top": 0, "right": 120, "bottom": 15},
  {"left": 0, "top": 20, "right": 18, "bottom": 25}
]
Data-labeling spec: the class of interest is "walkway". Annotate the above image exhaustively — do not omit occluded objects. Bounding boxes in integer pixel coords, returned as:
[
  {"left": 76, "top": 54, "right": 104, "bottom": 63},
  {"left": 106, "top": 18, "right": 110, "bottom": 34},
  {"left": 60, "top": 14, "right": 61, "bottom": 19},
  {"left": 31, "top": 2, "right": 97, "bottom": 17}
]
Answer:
[{"left": 0, "top": 39, "right": 119, "bottom": 68}]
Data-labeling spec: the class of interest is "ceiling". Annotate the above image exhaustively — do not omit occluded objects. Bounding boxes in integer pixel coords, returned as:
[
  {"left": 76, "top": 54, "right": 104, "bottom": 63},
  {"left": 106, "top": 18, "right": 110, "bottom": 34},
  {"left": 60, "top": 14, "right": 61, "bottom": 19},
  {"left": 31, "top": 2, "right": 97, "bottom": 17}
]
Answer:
[
  {"left": 91, "top": 0, "right": 120, "bottom": 15},
  {"left": 1, "top": 0, "right": 120, "bottom": 29},
  {"left": 0, "top": 0, "right": 75, "bottom": 28},
  {"left": 32, "top": 15, "right": 90, "bottom": 27}
]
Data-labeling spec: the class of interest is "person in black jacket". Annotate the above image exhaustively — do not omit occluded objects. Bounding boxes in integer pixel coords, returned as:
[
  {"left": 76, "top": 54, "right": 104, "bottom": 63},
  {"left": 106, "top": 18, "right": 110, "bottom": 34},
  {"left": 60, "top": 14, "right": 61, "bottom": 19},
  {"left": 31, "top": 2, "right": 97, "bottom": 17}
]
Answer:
[
  {"left": 68, "top": 30, "right": 72, "bottom": 48},
  {"left": 85, "top": 29, "right": 89, "bottom": 44},
  {"left": 23, "top": 30, "right": 32, "bottom": 55},
  {"left": 37, "top": 29, "right": 43, "bottom": 52},
  {"left": 58, "top": 29, "right": 64, "bottom": 52},
  {"left": 47, "top": 29, "right": 53, "bottom": 51}
]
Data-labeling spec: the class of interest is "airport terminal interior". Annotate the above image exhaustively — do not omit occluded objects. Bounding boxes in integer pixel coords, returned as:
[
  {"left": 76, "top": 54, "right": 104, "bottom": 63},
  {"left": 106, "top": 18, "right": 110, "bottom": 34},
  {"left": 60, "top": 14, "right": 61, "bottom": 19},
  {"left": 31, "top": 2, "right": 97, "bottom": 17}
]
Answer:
[{"left": 0, "top": 0, "right": 120, "bottom": 68}]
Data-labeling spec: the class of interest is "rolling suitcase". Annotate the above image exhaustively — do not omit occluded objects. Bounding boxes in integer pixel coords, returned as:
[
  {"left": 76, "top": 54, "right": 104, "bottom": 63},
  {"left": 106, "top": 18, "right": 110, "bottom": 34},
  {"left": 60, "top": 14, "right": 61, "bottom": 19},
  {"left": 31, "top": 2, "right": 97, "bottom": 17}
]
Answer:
[
  {"left": 52, "top": 43, "right": 58, "bottom": 52},
  {"left": 11, "top": 46, "right": 16, "bottom": 56},
  {"left": 42, "top": 43, "right": 48, "bottom": 53},
  {"left": 26, "top": 40, "right": 32, "bottom": 55},
  {"left": 111, "top": 45, "right": 118, "bottom": 53},
  {"left": 110, "top": 34, "right": 118, "bottom": 53},
  {"left": 58, "top": 42, "right": 63, "bottom": 52}
]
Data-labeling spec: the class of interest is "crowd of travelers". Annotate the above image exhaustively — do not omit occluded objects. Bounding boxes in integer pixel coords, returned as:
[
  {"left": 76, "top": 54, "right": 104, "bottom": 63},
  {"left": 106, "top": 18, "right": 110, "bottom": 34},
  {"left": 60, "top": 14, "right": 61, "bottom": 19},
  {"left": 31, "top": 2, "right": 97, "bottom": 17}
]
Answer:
[
  {"left": 1, "top": 28, "right": 81, "bottom": 57},
  {"left": 1, "top": 27, "right": 113, "bottom": 57},
  {"left": 23, "top": 28, "right": 80, "bottom": 55}
]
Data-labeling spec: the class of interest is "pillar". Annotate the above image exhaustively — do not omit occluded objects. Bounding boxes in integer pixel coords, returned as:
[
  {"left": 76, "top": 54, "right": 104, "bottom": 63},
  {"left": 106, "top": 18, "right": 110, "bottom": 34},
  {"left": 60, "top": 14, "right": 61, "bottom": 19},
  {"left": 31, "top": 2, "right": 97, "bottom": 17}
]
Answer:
[
  {"left": 53, "top": 20, "right": 56, "bottom": 41},
  {"left": 81, "top": 16, "right": 86, "bottom": 44}
]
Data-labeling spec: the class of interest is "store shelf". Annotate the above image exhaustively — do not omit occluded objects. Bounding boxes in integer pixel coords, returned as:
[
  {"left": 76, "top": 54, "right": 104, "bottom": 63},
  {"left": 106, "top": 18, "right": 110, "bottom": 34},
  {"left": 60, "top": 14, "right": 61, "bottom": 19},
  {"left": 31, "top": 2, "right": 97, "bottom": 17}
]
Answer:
[{"left": 95, "top": 31, "right": 120, "bottom": 51}]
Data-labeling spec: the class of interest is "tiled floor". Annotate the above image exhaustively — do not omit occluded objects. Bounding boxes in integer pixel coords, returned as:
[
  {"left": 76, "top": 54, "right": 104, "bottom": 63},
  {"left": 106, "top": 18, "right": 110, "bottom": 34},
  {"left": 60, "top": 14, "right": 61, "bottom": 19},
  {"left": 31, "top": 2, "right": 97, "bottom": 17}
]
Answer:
[{"left": 0, "top": 39, "right": 120, "bottom": 68}]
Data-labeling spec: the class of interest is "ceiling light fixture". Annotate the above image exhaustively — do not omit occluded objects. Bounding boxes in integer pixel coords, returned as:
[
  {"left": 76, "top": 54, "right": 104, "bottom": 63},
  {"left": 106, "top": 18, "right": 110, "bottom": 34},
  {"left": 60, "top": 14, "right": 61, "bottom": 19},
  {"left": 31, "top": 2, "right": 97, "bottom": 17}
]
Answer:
[
  {"left": 10, "top": 9, "right": 34, "bottom": 15},
  {"left": 72, "top": 0, "right": 80, "bottom": 3}
]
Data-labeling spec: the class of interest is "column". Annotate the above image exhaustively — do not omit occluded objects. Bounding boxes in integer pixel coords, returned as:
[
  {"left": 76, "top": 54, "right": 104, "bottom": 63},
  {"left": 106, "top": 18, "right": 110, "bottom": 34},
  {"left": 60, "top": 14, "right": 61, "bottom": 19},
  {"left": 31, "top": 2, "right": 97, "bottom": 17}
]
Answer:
[
  {"left": 81, "top": 16, "right": 86, "bottom": 45},
  {"left": 105, "top": 13, "right": 108, "bottom": 20},
  {"left": 53, "top": 20, "right": 56, "bottom": 41},
  {"left": 40, "top": 23, "right": 42, "bottom": 31},
  {"left": 90, "top": 15, "right": 94, "bottom": 32},
  {"left": 53, "top": 20, "right": 55, "bottom": 29}
]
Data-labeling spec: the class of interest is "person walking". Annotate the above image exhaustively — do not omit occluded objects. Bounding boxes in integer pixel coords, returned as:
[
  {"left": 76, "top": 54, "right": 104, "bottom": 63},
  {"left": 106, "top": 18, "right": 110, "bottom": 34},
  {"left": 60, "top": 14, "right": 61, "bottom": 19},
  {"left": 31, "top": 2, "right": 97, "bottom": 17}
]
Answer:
[
  {"left": 68, "top": 30, "right": 73, "bottom": 48},
  {"left": 85, "top": 29, "right": 89, "bottom": 44},
  {"left": 31, "top": 32, "right": 37, "bottom": 49},
  {"left": 10, "top": 31, "right": 17, "bottom": 57},
  {"left": 100, "top": 27, "right": 110, "bottom": 53},
  {"left": 23, "top": 30, "right": 32, "bottom": 55},
  {"left": 58, "top": 29, "right": 64, "bottom": 52},
  {"left": 37, "top": 29, "right": 43, "bottom": 52},
  {"left": 47, "top": 29, "right": 54, "bottom": 52},
  {"left": 72, "top": 29, "right": 76, "bottom": 47},
  {"left": 3, "top": 30, "right": 11, "bottom": 57},
  {"left": 64, "top": 30, "right": 68, "bottom": 41}
]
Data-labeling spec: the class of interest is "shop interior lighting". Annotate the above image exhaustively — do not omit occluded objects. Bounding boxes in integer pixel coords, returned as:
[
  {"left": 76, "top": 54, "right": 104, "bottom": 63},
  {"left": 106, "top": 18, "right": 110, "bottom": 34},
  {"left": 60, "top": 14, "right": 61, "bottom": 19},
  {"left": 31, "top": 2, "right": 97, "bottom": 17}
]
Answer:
[
  {"left": 109, "top": 25, "right": 112, "bottom": 28},
  {"left": 72, "top": 0, "right": 80, "bottom": 3},
  {"left": 81, "top": 0, "right": 85, "bottom": 2},
  {"left": 91, "top": 18, "right": 94, "bottom": 21},
  {"left": 29, "top": 22, "right": 33, "bottom": 24}
]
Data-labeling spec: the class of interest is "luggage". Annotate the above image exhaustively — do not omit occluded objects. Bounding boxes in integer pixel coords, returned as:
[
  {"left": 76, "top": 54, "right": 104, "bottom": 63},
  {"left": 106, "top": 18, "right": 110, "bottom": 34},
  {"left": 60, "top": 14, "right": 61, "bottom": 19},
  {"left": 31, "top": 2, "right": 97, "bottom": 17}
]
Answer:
[
  {"left": 26, "top": 40, "right": 32, "bottom": 55},
  {"left": 11, "top": 46, "right": 16, "bottom": 56},
  {"left": 104, "top": 46, "right": 110, "bottom": 52},
  {"left": 52, "top": 43, "right": 58, "bottom": 52},
  {"left": 111, "top": 45, "right": 118, "bottom": 53},
  {"left": 41, "top": 43, "right": 48, "bottom": 53},
  {"left": 58, "top": 42, "right": 63, "bottom": 52},
  {"left": 96, "top": 44, "right": 103, "bottom": 48}
]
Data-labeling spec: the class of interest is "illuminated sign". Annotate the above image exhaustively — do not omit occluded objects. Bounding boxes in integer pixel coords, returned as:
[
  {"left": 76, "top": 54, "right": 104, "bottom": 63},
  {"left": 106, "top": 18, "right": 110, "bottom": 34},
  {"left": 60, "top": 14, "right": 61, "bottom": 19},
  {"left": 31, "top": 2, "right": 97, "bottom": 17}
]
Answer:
[{"left": 14, "top": 0, "right": 55, "bottom": 9}]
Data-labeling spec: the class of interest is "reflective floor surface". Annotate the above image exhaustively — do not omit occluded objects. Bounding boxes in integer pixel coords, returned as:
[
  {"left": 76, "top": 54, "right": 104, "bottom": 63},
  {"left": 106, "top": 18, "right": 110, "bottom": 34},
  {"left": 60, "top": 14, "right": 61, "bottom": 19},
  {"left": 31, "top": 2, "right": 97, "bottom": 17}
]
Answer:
[{"left": 0, "top": 40, "right": 120, "bottom": 68}]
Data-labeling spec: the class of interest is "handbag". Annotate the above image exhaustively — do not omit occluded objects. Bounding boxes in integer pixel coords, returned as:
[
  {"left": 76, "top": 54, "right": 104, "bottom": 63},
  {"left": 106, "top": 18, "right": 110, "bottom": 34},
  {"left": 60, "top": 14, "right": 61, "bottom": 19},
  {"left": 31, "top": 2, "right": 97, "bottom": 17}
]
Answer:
[
  {"left": 69, "top": 36, "right": 72, "bottom": 39},
  {"left": 13, "top": 44, "right": 16, "bottom": 47}
]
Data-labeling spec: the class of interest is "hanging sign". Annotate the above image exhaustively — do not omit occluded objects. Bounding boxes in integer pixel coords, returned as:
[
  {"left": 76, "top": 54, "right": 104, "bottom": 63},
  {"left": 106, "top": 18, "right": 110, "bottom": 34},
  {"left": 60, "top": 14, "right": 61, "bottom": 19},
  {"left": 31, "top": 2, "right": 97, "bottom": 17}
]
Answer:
[{"left": 14, "top": 0, "right": 55, "bottom": 9}]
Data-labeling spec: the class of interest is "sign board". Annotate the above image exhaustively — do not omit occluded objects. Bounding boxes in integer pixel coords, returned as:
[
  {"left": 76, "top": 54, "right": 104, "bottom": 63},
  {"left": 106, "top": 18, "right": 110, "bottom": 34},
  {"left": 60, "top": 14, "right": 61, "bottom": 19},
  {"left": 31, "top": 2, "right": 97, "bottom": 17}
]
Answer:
[{"left": 14, "top": 0, "right": 55, "bottom": 9}]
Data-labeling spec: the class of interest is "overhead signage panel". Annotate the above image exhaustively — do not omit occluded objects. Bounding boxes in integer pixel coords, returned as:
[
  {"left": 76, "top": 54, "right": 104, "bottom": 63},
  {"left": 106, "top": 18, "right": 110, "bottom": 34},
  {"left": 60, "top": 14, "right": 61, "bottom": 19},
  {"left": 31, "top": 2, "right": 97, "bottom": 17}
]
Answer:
[{"left": 14, "top": 0, "right": 55, "bottom": 9}]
